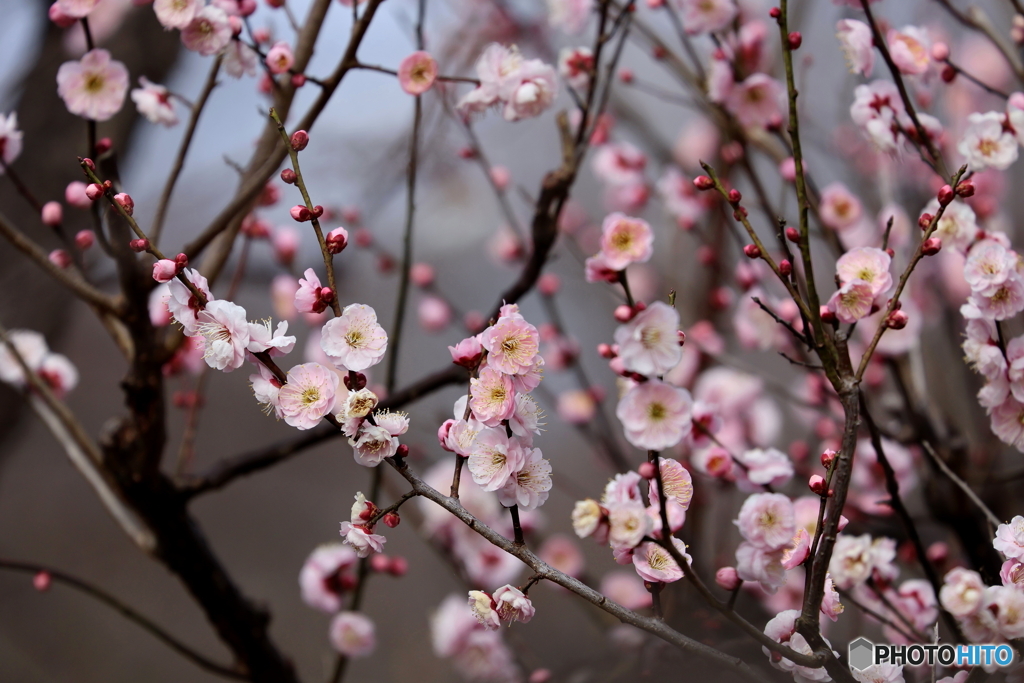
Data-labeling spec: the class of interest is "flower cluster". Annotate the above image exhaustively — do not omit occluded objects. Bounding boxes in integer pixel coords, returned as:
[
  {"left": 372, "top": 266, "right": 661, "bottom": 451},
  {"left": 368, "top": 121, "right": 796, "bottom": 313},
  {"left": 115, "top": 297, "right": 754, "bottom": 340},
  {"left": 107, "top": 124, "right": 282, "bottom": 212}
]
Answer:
[
  {"left": 467, "top": 584, "right": 535, "bottom": 629},
  {"left": 431, "top": 594, "right": 520, "bottom": 683},
  {"left": 458, "top": 44, "right": 558, "bottom": 122},
  {"left": 442, "top": 304, "right": 552, "bottom": 511},
  {"left": 0, "top": 329, "right": 78, "bottom": 398}
]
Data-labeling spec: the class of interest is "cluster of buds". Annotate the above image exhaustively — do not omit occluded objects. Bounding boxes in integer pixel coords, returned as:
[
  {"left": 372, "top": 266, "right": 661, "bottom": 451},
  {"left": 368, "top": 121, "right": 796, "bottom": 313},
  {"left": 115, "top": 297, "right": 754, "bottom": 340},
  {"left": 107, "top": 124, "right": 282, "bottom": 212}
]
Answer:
[{"left": 290, "top": 204, "right": 325, "bottom": 222}]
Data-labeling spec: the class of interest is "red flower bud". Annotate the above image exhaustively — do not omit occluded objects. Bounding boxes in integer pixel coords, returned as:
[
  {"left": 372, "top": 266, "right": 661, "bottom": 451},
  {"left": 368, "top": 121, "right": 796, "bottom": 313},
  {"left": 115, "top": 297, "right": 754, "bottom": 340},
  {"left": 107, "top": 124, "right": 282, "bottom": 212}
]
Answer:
[
  {"left": 787, "top": 32, "right": 802, "bottom": 49},
  {"left": 809, "top": 474, "right": 827, "bottom": 496},
  {"left": 922, "top": 237, "right": 942, "bottom": 255},
  {"left": 388, "top": 556, "right": 408, "bottom": 577},
  {"left": 779, "top": 259, "right": 792, "bottom": 276},
  {"left": 918, "top": 213, "right": 934, "bottom": 230},
  {"left": 290, "top": 205, "right": 312, "bottom": 222},
  {"left": 114, "top": 192, "right": 134, "bottom": 216},
  {"left": 75, "top": 230, "right": 95, "bottom": 250},
  {"left": 885, "top": 248, "right": 895, "bottom": 258},
  {"left": 383, "top": 512, "right": 401, "bottom": 528},
  {"left": 677, "top": 330, "right": 686, "bottom": 346},
  {"left": 280, "top": 168, "right": 297, "bottom": 184},
  {"left": 727, "top": 188, "right": 742, "bottom": 204},
  {"left": 769, "top": 6, "right": 781, "bottom": 19},
  {"left": 820, "top": 305, "right": 836, "bottom": 323},
  {"left": 597, "top": 343, "right": 616, "bottom": 359},
  {"left": 48, "top": 249, "right": 72, "bottom": 269},
  {"left": 886, "top": 309, "right": 909, "bottom": 329},
  {"left": 290, "top": 130, "right": 309, "bottom": 151},
  {"left": 175, "top": 253, "right": 189, "bottom": 269},
  {"left": 618, "top": 68, "right": 634, "bottom": 83},
  {"left": 820, "top": 449, "right": 836, "bottom": 468},
  {"left": 319, "top": 287, "right": 335, "bottom": 304},
  {"left": 652, "top": 45, "right": 667, "bottom": 60},
  {"left": 81, "top": 157, "right": 96, "bottom": 170},
  {"left": 956, "top": 181, "right": 975, "bottom": 197},
  {"left": 33, "top": 571, "right": 51, "bottom": 592},
  {"left": 291, "top": 73, "right": 306, "bottom": 88},
  {"left": 937, "top": 184, "right": 955, "bottom": 206},
  {"left": 343, "top": 372, "right": 367, "bottom": 391},
  {"left": 95, "top": 137, "right": 112, "bottom": 155},
  {"left": 743, "top": 244, "right": 761, "bottom": 259},
  {"left": 396, "top": 444, "right": 409, "bottom": 459},
  {"left": 693, "top": 175, "right": 715, "bottom": 191},
  {"left": 312, "top": 205, "right": 324, "bottom": 218},
  {"left": 129, "top": 238, "right": 149, "bottom": 252},
  {"left": 941, "top": 64, "right": 956, "bottom": 83},
  {"left": 785, "top": 227, "right": 800, "bottom": 243},
  {"left": 85, "top": 183, "right": 104, "bottom": 201}
]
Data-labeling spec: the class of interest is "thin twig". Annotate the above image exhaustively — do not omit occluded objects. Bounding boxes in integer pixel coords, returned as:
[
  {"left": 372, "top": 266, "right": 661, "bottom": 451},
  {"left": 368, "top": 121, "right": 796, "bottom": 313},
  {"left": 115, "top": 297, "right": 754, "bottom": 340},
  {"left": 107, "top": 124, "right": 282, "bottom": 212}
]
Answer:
[{"left": 921, "top": 441, "right": 1001, "bottom": 531}]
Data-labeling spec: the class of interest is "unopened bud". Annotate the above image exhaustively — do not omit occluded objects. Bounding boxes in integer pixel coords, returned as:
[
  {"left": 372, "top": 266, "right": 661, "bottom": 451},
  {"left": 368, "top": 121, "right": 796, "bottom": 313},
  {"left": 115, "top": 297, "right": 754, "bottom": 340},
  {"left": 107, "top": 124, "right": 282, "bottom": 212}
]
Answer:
[
  {"left": 597, "top": 343, "right": 616, "bottom": 359},
  {"left": 886, "top": 309, "right": 909, "bottom": 329},
  {"left": 114, "top": 192, "right": 134, "bottom": 215},
  {"left": 85, "top": 183, "right": 104, "bottom": 201},
  {"left": 383, "top": 512, "right": 401, "bottom": 528},
  {"left": 931, "top": 41, "right": 950, "bottom": 61},
  {"left": 820, "top": 449, "right": 836, "bottom": 468},
  {"left": 81, "top": 157, "right": 96, "bottom": 170},
  {"left": 129, "top": 238, "right": 149, "bottom": 252},
  {"left": 291, "top": 73, "right": 307, "bottom": 87},
  {"left": 785, "top": 226, "right": 800, "bottom": 243},
  {"left": 152, "top": 259, "right": 178, "bottom": 283},
  {"left": 290, "top": 130, "right": 309, "bottom": 151},
  {"left": 918, "top": 213, "right": 934, "bottom": 230},
  {"left": 388, "top": 556, "right": 408, "bottom": 577},
  {"left": 75, "top": 230, "right": 95, "bottom": 250},
  {"left": 820, "top": 305, "right": 836, "bottom": 324},
  {"left": 937, "top": 184, "right": 955, "bottom": 206},
  {"left": 326, "top": 227, "right": 349, "bottom": 254},
  {"left": 769, "top": 6, "right": 781, "bottom": 19},
  {"left": 344, "top": 372, "right": 367, "bottom": 391},
  {"left": 370, "top": 554, "right": 390, "bottom": 572},
  {"left": 941, "top": 65, "right": 956, "bottom": 83},
  {"left": 41, "top": 201, "right": 63, "bottom": 226},
  {"left": 290, "top": 205, "right": 312, "bottom": 222},
  {"left": 885, "top": 248, "right": 895, "bottom": 258},
  {"left": 638, "top": 461, "right": 656, "bottom": 479},
  {"left": 613, "top": 305, "right": 634, "bottom": 323},
  {"left": 956, "top": 181, "right": 975, "bottom": 198},
  {"left": 743, "top": 244, "right": 761, "bottom": 259},
  {"left": 280, "top": 168, "right": 297, "bottom": 184},
  {"left": 693, "top": 175, "right": 715, "bottom": 191},
  {"left": 779, "top": 259, "right": 792, "bottom": 276},
  {"left": 715, "top": 566, "right": 741, "bottom": 590},
  {"left": 174, "top": 253, "right": 189, "bottom": 269},
  {"left": 787, "top": 32, "right": 802, "bottom": 49},
  {"left": 837, "top": 515, "right": 850, "bottom": 532},
  {"left": 33, "top": 571, "right": 51, "bottom": 592},
  {"left": 809, "top": 474, "right": 827, "bottom": 496},
  {"left": 727, "top": 188, "right": 742, "bottom": 204},
  {"left": 312, "top": 205, "right": 324, "bottom": 218},
  {"left": 618, "top": 68, "right": 634, "bottom": 83},
  {"left": 922, "top": 237, "right": 942, "bottom": 255},
  {"left": 318, "top": 287, "right": 335, "bottom": 305},
  {"left": 95, "top": 137, "right": 112, "bottom": 155},
  {"left": 396, "top": 444, "right": 409, "bottom": 459},
  {"left": 48, "top": 249, "right": 72, "bottom": 269}
]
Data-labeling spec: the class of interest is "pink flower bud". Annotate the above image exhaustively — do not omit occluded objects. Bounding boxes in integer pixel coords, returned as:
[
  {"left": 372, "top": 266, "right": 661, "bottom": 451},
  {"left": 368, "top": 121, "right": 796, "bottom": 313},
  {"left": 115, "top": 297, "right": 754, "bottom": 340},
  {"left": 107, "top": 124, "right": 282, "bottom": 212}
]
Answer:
[
  {"left": 410, "top": 262, "right": 435, "bottom": 287},
  {"left": 130, "top": 238, "right": 149, "bottom": 252},
  {"left": 153, "top": 259, "right": 178, "bottom": 283},
  {"left": 613, "top": 305, "right": 634, "bottom": 323},
  {"left": 922, "top": 237, "right": 942, "bottom": 255},
  {"left": 291, "top": 73, "right": 307, "bottom": 87},
  {"left": 388, "top": 556, "right": 408, "bottom": 577},
  {"left": 290, "top": 205, "right": 312, "bottom": 222},
  {"left": 885, "top": 248, "right": 894, "bottom": 258},
  {"left": 955, "top": 181, "right": 975, "bottom": 198},
  {"left": 608, "top": 356, "right": 627, "bottom": 376},
  {"left": 85, "top": 183, "right": 104, "bottom": 201},
  {"left": 538, "top": 273, "right": 560, "bottom": 296},
  {"left": 396, "top": 444, "right": 409, "bottom": 459},
  {"left": 1011, "top": 91, "right": 1024, "bottom": 112},
  {"left": 33, "top": 571, "right": 52, "bottom": 592},
  {"left": 937, "top": 184, "right": 955, "bottom": 206},
  {"left": 787, "top": 32, "right": 802, "bottom": 49},
  {"left": 41, "top": 201, "right": 63, "bottom": 226},
  {"left": 715, "top": 566, "right": 741, "bottom": 591},
  {"left": 727, "top": 188, "right": 742, "bottom": 204},
  {"left": 742, "top": 244, "right": 761, "bottom": 259},
  {"left": 618, "top": 68, "right": 634, "bottom": 83},
  {"left": 319, "top": 287, "right": 335, "bottom": 304},
  {"left": 489, "top": 166, "right": 510, "bottom": 190},
  {"left": 228, "top": 15, "right": 243, "bottom": 35},
  {"left": 785, "top": 226, "right": 800, "bottom": 242},
  {"left": 48, "top": 249, "right": 72, "bottom": 269},
  {"left": 239, "top": 0, "right": 257, "bottom": 15},
  {"left": 918, "top": 213, "right": 934, "bottom": 229},
  {"left": 74, "top": 230, "right": 95, "bottom": 250},
  {"left": 693, "top": 175, "right": 715, "bottom": 191},
  {"left": 820, "top": 449, "right": 836, "bottom": 468},
  {"left": 769, "top": 6, "right": 781, "bottom": 19},
  {"left": 529, "top": 670, "right": 552, "bottom": 683},
  {"left": 597, "top": 343, "right": 616, "bottom": 359},
  {"left": 114, "top": 192, "right": 134, "bottom": 216},
  {"left": 82, "top": 158, "right": 96, "bottom": 171},
  {"left": 48, "top": 2, "right": 76, "bottom": 27},
  {"left": 886, "top": 309, "right": 909, "bottom": 329},
  {"left": 438, "top": 419, "right": 456, "bottom": 451},
  {"left": 370, "top": 554, "right": 390, "bottom": 572},
  {"left": 174, "top": 253, "right": 188, "bottom": 270},
  {"left": 312, "top": 205, "right": 324, "bottom": 218},
  {"left": 931, "top": 41, "right": 950, "bottom": 61},
  {"left": 809, "top": 474, "right": 827, "bottom": 495},
  {"left": 325, "top": 227, "right": 349, "bottom": 255},
  {"left": 837, "top": 515, "right": 850, "bottom": 532},
  {"left": 779, "top": 259, "right": 792, "bottom": 276},
  {"left": 290, "top": 130, "right": 309, "bottom": 151},
  {"left": 280, "top": 168, "right": 297, "bottom": 184},
  {"left": 95, "top": 137, "right": 112, "bottom": 155},
  {"left": 926, "top": 541, "right": 949, "bottom": 564},
  {"left": 383, "top": 512, "right": 401, "bottom": 528},
  {"left": 820, "top": 305, "right": 836, "bottom": 323},
  {"left": 638, "top": 461, "right": 656, "bottom": 479}
]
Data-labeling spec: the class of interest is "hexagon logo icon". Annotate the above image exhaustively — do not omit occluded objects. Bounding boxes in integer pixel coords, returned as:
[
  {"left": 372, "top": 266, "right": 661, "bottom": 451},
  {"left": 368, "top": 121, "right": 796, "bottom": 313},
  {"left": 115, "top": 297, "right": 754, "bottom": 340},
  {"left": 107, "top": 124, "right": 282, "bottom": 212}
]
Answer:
[{"left": 848, "top": 637, "right": 874, "bottom": 670}]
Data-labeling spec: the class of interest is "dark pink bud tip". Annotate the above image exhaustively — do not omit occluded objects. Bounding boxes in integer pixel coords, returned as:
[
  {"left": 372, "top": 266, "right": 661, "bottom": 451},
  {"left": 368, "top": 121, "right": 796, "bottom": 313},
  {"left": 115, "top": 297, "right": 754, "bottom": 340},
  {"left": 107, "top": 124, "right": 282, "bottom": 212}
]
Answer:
[
  {"left": 788, "top": 32, "right": 802, "bottom": 49},
  {"left": 809, "top": 474, "right": 827, "bottom": 496},
  {"left": 280, "top": 168, "right": 297, "bottom": 184},
  {"left": 785, "top": 226, "right": 800, "bottom": 243},
  {"left": 922, "top": 237, "right": 942, "bottom": 255},
  {"left": 779, "top": 259, "right": 792, "bottom": 276},
  {"left": 129, "top": 238, "right": 149, "bottom": 253},
  {"left": 613, "top": 305, "right": 634, "bottom": 323},
  {"left": 956, "top": 181, "right": 975, "bottom": 198},
  {"left": 743, "top": 244, "right": 761, "bottom": 259},
  {"left": 937, "top": 184, "right": 955, "bottom": 206},
  {"left": 693, "top": 175, "right": 715, "bottom": 191},
  {"left": 886, "top": 309, "right": 909, "bottom": 330},
  {"left": 383, "top": 512, "right": 401, "bottom": 528},
  {"left": 95, "top": 137, "right": 112, "bottom": 155},
  {"left": 290, "top": 129, "right": 309, "bottom": 151},
  {"left": 727, "top": 188, "right": 742, "bottom": 204}
]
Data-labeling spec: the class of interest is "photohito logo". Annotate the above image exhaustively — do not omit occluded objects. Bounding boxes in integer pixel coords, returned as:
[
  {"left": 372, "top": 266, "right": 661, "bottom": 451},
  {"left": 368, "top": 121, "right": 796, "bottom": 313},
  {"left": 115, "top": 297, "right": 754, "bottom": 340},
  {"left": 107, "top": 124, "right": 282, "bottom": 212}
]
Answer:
[{"left": 848, "top": 637, "right": 1015, "bottom": 670}]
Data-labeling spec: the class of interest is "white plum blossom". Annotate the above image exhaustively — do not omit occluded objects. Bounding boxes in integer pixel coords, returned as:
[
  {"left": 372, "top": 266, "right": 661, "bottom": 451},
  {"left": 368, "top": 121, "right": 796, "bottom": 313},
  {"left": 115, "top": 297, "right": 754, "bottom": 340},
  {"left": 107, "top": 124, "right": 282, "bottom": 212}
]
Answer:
[
  {"left": 195, "top": 300, "right": 250, "bottom": 372},
  {"left": 614, "top": 301, "right": 682, "bottom": 377},
  {"left": 321, "top": 304, "right": 388, "bottom": 372},
  {"left": 131, "top": 77, "right": 177, "bottom": 126},
  {"left": 498, "top": 447, "right": 552, "bottom": 510},
  {"left": 958, "top": 112, "right": 1019, "bottom": 171},
  {"left": 616, "top": 379, "right": 693, "bottom": 450}
]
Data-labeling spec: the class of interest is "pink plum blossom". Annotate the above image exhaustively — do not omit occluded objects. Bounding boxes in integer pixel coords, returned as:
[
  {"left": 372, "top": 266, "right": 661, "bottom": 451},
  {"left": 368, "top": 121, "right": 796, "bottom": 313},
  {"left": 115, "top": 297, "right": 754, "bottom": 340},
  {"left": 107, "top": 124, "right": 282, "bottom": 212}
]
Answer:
[
  {"left": 887, "top": 26, "right": 931, "bottom": 76},
  {"left": 982, "top": 585, "right": 1024, "bottom": 639},
  {"left": 265, "top": 41, "right": 294, "bottom": 75},
  {"left": 0, "top": 330, "right": 49, "bottom": 388},
  {"left": 632, "top": 538, "right": 688, "bottom": 583},
  {"left": 923, "top": 198, "right": 977, "bottom": 253},
  {"left": 500, "top": 60, "right": 558, "bottom": 122},
  {"left": 592, "top": 142, "right": 646, "bottom": 186},
  {"left": 616, "top": 379, "right": 693, "bottom": 451},
  {"left": 277, "top": 362, "right": 338, "bottom": 429},
  {"left": 329, "top": 611, "right": 376, "bottom": 657},
  {"left": 994, "top": 516, "right": 1024, "bottom": 560},
  {"left": 763, "top": 610, "right": 832, "bottom": 681},
  {"left": 498, "top": 447, "right": 552, "bottom": 510},
  {"left": 321, "top": 304, "right": 388, "bottom": 372},
  {"left": 479, "top": 313, "right": 540, "bottom": 375},
  {"left": 249, "top": 363, "right": 283, "bottom": 418},
  {"left": 735, "top": 542, "right": 786, "bottom": 593},
  {"left": 821, "top": 574, "right": 845, "bottom": 621},
  {"left": 222, "top": 40, "right": 258, "bottom": 78},
  {"left": 734, "top": 448, "right": 794, "bottom": 487},
  {"left": 0, "top": 113, "right": 23, "bottom": 169},
  {"left": 725, "top": 74, "right": 782, "bottom": 129},
  {"left": 959, "top": 112, "right": 1019, "bottom": 171},
  {"left": 247, "top": 320, "right": 296, "bottom": 357},
  {"left": 1001, "top": 559, "right": 1024, "bottom": 589},
  {"left": 850, "top": 80, "right": 908, "bottom": 151},
  {"left": 195, "top": 300, "right": 250, "bottom": 371},
  {"left": 493, "top": 585, "right": 535, "bottom": 623},
  {"left": 167, "top": 268, "right": 213, "bottom": 336},
  {"left": 571, "top": 498, "right": 607, "bottom": 540},
  {"left": 970, "top": 273, "right": 1024, "bottom": 321},
  {"left": 940, "top": 567, "right": 985, "bottom": 617},
  {"left": 836, "top": 247, "right": 893, "bottom": 297},
  {"left": 57, "top": 0, "right": 100, "bottom": 18},
  {"left": 468, "top": 590, "right": 501, "bottom": 630},
  {"left": 736, "top": 493, "right": 796, "bottom": 551},
  {"left": 546, "top": 0, "right": 592, "bottom": 34},
  {"left": 647, "top": 457, "right": 692, "bottom": 511},
  {"left": 828, "top": 279, "right": 875, "bottom": 323},
  {"left": 349, "top": 424, "right": 399, "bottom": 466},
  {"left": 598, "top": 213, "right": 653, "bottom": 270},
  {"left": 57, "top": 49, "right": 129, "bottom": 121},
  {"left": 294, "top": 268, "right": 324, "bottom": 314},
  {"left": 614, "top": 301, "right": 682, "bottom": 377},
  {"left": 299, "top": 544, "right": 358, "bottom": 612},
  {"left": 819, "top": 182, "right": 864, "bottom": 231},
  {"left": 469, "top": 367, "right": 516, "bottom": 425},
  {"left": 153, "top": 0, "right": 199, "bottom": 29},
  {"left": 467, "top": 428, "right": 521, "bottom": 491},
  {"left": 181, "top": 6, "right": 232, "bottom": 56},
  {"left": 131, "top": 77, "right": 177, "bottom": 126},
  {"left": 607, "top": 501, "right": 651, "bottom": 550},
  {"left": 398, "top": 51, "right": 438, "bottom": 95},
  {"left": 837, "top": 19, "right": 874, "bottom": 76},
  {"left": 964, "top": 240, "right": 1017, "bottom": 292},
  {"left": 558, "top": 47, "right": 593, "bottom": 90},
  {"left": 678, "top": 0, "right": 736, "bottom": 35},
  {"left": 829, "top": 534, "right": 887, "bottom": 590},
  {"left": 457, "top": 44, "right": 522, "bottom": 114}
]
